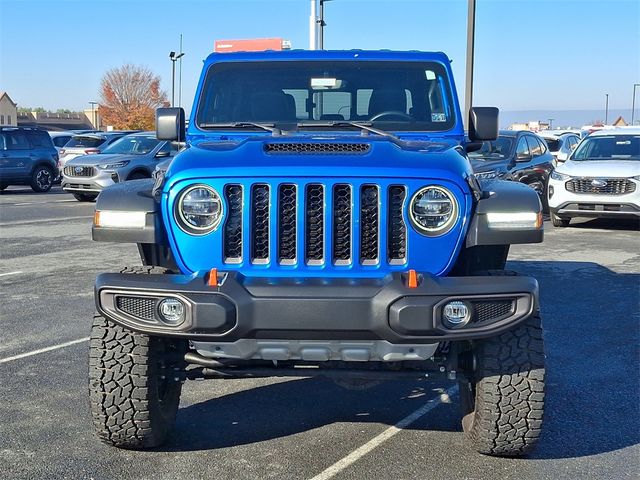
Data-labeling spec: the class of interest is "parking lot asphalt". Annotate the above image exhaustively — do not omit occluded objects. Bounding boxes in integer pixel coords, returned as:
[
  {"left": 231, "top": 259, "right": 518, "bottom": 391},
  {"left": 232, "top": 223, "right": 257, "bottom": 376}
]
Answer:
[{"left": 1, "top": 185, "right": 638, "bottom": 480}]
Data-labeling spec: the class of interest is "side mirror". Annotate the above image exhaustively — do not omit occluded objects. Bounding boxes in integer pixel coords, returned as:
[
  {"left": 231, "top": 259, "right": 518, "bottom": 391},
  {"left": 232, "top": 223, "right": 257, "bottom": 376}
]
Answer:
[
  {"left": 469, "top": 107, "right": 499, "bottom": 141},
  {"left": 156, "top": 107, "right": 185, "bottom": 142},
  {"left": 155, "top": 150, "right": 170, "bottom": 158},
  {"left": 516, "top": 153, "right": 531, "bottom": 163}
]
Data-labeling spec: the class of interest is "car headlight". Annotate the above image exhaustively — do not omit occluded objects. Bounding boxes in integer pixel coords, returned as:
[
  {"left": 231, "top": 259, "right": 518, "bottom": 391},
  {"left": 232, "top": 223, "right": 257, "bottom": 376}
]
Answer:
[
  {"left": 97, "top": 160, "right": 130, "bottom": 170},
  {"left": 475, "top": 170, "right": 499, "bottom": 180},
  {"left": 550, "top": 170, "right": 571, "bottom": 181},
  {"left": 175, "top": 185, "right": 223, "bottom": 234},
  {"left": 409, "top": 186, "right": 458, "bottom": 236}
]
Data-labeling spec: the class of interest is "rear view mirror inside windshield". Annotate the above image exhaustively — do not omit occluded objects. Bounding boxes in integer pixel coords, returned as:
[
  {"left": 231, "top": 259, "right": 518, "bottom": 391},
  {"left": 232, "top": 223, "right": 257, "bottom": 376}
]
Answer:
[{"left": 310, "top": 77, "right": 343, "bottom": 90}]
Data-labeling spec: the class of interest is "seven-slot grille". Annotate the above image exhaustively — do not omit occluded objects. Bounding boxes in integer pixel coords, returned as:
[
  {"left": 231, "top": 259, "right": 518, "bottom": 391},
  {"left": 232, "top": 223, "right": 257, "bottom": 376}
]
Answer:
[
  {"left": 222, "top": 182, "right": 408, "bottom": 266},
  {"left": 64, "top": 165, "right": 95, "bottom": 177},
  {"left": 566, "top": 178, "right": 636, "bottom": 195}
]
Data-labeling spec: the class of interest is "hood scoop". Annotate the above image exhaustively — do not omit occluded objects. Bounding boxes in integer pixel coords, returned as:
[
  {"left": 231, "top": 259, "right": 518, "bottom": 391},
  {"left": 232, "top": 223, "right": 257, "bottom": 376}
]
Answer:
[{"left": 264, "top": 142, "right": 371, "bottom": 154}]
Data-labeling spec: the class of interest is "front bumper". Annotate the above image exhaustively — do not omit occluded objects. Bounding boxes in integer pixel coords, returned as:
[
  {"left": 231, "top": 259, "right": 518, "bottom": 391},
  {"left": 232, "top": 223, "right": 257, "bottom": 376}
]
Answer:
[
  {"left": 95, "top": 271, "right": 538, "bottom": 346},
  {"left": 62, "top": 169, "right": 117, "bottom": 193}
]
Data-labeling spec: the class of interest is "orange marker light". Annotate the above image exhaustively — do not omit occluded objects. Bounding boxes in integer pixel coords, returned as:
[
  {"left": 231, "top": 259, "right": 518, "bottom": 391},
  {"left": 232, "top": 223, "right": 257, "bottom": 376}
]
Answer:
[
  {"left": 408, "top": 269, "right": 418, "bottom": 288},
  {"left": 207, "top": 268, "right": 219, "bottom": 286},
  {"left": 93, "top": 211, "right": 100, "bottom": 226}
]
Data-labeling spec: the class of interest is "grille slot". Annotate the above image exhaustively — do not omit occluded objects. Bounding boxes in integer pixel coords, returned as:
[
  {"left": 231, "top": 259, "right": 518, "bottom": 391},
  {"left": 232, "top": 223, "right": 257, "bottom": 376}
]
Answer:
[
  {"left": 278, "top": 184, "right": 297, "bottom": 264},
  {"left": 388, "top": 186, "right": 407, "bottom": 264},
  {"left": 223, "top": 185, "right": 243, "bottom": 263},
  {"left": 265, "top": 143, "right": 370, "bottom": 154},
  {"left": 566, "top": 178, "right": 636, "bottom": 195},
  {"left": 472, "top": 300, "right": 514, "bottom": 323},
  {"left": 116, "top": 296, "right": 156, "bottom": 320},
  {"left": 251, "top": 184, "right": 270, "bottom": 263},
  {"left": 305, "top": 184, "right": 325, "bottom": 264},
  {"left": 333, "top": 184, "right": 352, "bottom": 265},
  {"left": 360, "top": 185, "right": 379, "bottom": 264},
  {"left": 63, "top": 165, "right": 95, "bottom": 177}
]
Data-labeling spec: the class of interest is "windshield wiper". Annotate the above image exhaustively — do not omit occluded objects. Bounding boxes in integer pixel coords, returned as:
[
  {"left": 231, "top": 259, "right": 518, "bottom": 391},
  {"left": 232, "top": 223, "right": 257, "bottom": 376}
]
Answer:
[
  {"left": 199, "top": 122, "right": 282, "bottom": 135},
  {"left": 297, "top": 121, "right": 401, "bottom": 142}
]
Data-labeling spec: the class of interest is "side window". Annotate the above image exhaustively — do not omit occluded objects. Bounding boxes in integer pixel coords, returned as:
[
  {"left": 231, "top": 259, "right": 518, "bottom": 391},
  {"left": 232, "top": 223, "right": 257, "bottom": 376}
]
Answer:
[
  {"left": 6, "top": 131, "right": 31, "bottom": 150},
  {"left": 526, "top": 136, "right": 542, "bottom": 157},
  {"left": 538, "top": 137, "right": 547, "bottom": 154},
  {"left": 29, "top": 130, "right": 52, "bottom": 147},
  {"left": 1, "top": 115, "right": 4, "bottom": 124},
  {"left": 7, "top": 115, "right": 11, "bottom": 125},
  {"left": 516, "top": 137, "right": 530, "bottom": 159},
  {"left": 53, "top": 136, "right": 69, "bottom": 147}
]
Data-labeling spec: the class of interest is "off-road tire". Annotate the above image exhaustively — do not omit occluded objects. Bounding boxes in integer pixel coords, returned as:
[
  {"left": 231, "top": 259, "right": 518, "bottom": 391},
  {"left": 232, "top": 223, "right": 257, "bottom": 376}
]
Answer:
[
  {"left": 127, "top": 172, "right": 149, "bottom": 181},
  {"left": 30, "top": 165, "right": 54, "bottom": 192},
  {"left": 460, "top": 270, "right": 545, "bottom": 457},
  {"left": 551, "top": 212, "right": 570, "bottom": 227},
  {"left": 73, "top": 193, "right": 98, "bottom": 202},
  {"left": 89, "top": 266, "right": 186, "bottom": 449}
]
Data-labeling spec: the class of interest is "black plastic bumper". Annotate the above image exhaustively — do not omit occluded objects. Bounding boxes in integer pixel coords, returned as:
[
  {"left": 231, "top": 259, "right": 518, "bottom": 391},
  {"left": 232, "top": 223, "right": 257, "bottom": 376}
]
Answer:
[{"left": 95, "top": 271, "right": 538, "bottom": 343}]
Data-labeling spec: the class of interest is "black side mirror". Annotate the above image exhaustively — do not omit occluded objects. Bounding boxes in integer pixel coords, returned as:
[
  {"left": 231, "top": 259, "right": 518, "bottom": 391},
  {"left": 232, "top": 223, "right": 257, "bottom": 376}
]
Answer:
[
  {"left": 469, "top": 107, "right": 499, "bottom": 141},
  {"left": 156, "top": 107, "right": 185, "bottom": 142},
  {"left": 155, "top": 150, "right": 170, "bottom": 158}
]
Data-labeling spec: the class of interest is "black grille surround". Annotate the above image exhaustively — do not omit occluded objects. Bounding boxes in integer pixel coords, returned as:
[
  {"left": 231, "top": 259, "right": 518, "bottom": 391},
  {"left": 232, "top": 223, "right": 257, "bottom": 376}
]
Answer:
[
  {"left": 472, "top": 300, "right": 514, "bottom": 324},
  {"left": 265, "top": 143, "right": 370, "bottom": 154},
  {"left": 63, "top": 165, "right": 95, "bottom": 177},
  {"left": 115, "top": 296, "right": 157, "bottom": 321},
  {"left": 566, "top": 178, "right": 636, "bottom": 195}
]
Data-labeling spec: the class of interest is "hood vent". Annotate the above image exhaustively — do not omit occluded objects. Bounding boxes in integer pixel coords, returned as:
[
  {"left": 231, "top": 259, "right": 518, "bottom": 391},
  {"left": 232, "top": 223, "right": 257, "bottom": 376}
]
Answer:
[{"left": 264, "top": 143, "right": 371, "bottom": 154}]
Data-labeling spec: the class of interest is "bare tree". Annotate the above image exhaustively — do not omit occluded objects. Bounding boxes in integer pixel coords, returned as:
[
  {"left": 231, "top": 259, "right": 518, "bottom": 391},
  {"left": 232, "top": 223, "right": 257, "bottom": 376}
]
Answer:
[{"left": 99, "top": 64, "right": 168, "bottom": 130}]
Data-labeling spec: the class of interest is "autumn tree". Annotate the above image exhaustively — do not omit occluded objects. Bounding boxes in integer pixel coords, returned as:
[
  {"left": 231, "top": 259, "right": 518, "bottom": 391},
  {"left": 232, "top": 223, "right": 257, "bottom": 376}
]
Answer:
[{"left": 99, "top": 64, "right": 168, "bottom": 130}]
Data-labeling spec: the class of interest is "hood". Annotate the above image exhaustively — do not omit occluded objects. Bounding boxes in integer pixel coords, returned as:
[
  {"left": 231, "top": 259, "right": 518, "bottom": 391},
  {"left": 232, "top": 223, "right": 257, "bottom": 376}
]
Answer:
[
  {"left": 165, "top": 135, "right": 472, "bottom": 188},
  {"left": 65, "top": 153, "right": 139, "bottom": 166},
  {"left": 557, "top": 159, "right": 640, "bottom": 178},
  {"left": 469, "top": 158, "right": 508, "bottom": 173}
]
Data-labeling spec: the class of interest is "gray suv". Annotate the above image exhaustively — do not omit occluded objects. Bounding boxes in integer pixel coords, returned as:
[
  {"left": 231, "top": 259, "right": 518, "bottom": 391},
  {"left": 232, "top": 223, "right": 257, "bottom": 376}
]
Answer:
[
  {"left": 0, "top": 127, "right": 59, "bottom": 192},
  {"left": 62, "top": 132, "right": 179, "bottom": 201}
]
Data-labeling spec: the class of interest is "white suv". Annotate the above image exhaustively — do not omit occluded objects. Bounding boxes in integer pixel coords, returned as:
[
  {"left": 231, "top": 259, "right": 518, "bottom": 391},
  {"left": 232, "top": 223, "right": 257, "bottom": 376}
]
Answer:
[{"left": 548, "top": 128, "right": 640, "bottom": 227}]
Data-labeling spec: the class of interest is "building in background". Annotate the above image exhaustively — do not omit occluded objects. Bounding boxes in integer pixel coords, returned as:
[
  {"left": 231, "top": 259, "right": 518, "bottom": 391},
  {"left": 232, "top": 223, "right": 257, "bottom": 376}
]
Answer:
[
  {"left": 17, "top": 110, "right": 95, "bottom": 131},
  {"left": 508, "top": 120, "right": 550, "bottom": 132},
  {"left": 214, "top": 38, "right": 291, "bottom": 53},
  {"left": 0, "top": 92, "right": 18, "bottom": 126}
]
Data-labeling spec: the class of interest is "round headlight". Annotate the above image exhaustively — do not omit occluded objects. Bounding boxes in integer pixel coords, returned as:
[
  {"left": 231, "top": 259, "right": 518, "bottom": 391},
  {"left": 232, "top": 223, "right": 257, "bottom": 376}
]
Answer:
[
  {"left": 176, "top": 185, "right": 223, "bottom": 234},
  {"left": 409, "top": 186, "right": 458, "bottom": 236}
]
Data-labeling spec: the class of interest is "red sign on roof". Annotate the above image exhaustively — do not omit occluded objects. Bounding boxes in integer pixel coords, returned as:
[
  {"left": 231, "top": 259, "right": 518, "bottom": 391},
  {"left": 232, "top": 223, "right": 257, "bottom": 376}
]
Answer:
[{"left": 214, "top": 38, "right": 289, "bottom": 53}]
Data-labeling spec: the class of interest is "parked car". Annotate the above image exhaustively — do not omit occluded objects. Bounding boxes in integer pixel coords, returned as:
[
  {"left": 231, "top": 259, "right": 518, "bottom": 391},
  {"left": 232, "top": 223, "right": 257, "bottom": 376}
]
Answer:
[
  {"left": 62, "top": 132, "right": 179, "bottom": 201},
  {"left": 0, "top": 126, "right": 58, "bottom": 192},
  {"left": 548, "top": 128, "right": 640, "bottom": 227},
  {"left": 89, "top": 49, "right": 546, "bottom": 457},
  {"left": 47, "top": 131, "right": 74, "bottom": 153},
  {"left": 469, "top": 130, "right": 554, "bottom": 209},
  {"left": 539, "top": 131, "right": 580, "bottom": 164},
  {"left": 58, "top": 132, "right": 135, "bottom": 171}
]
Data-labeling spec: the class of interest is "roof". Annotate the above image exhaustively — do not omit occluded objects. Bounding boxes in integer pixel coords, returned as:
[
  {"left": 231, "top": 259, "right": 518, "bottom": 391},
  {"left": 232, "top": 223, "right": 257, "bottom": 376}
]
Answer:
[
  {"left": 589, "top": 127, "right": 640, "bottom": 136},
  {"left": 203, "top": 49, "right": 451, "bottom": 65},
  {"left": 0, "top": 92, "right": 17, "bottom": 107}
]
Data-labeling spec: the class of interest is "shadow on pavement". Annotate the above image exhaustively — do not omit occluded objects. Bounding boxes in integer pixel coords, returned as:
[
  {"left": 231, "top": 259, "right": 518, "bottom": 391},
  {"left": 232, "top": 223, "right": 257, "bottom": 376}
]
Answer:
[
  {"left": 156, "top": 260, "right": 638, "bottom": 460},
  {"left": 566, "top": 217, "right": 639, "bottom": 231}
]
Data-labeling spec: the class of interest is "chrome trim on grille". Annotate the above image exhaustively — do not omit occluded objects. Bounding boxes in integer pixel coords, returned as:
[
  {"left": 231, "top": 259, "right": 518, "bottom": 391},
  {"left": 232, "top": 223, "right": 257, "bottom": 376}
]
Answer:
[
  {"left": 305, "top": 184, "right": 325, "bottom": 265},
  {"left": 223, "top": 185, "right": 243, "bottom": 264},
  {"left": 332, "top": 184, "right": 352, "bottom": 265},
  {"left": 278, "top": 184, "right": 297, "bottom": 265},
  {"left": 251, "top": 184, "right": 270, "bottom": 264},
  {"left": 387, "top": 186, "right": 407, "bottom": 264},
  {"left": 360, "top": 185, "right": 380, "bottom": 265}
]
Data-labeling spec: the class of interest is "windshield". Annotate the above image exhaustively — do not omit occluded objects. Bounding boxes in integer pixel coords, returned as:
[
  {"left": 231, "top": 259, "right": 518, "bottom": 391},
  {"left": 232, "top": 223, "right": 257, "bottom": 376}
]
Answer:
[
  {"left": 66, "top": 136, "right": 105, "bottom": 148},
  {"left": 196, "top": 60, "right": 456, "bottom": 131},
  {"left": 468, "top": 137, "right": 514, "bottom": 159},
  {"left": 572, "top": 134, "right": 640, "bottom": 161},
  {"left": 102, "top": 135, "right": 161, "bottom": 155},
  {"left": 542, "top": 138, "right": 561, "bottom": 152}
]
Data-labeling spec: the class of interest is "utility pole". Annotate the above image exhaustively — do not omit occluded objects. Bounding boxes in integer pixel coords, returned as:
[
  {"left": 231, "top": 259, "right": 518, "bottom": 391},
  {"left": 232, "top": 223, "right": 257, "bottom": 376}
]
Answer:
[
  {"left": 169, "top": 51, "right": 184, "bottom": 107},
  {"left": 632, "top": 83, "right": 640, "bottom": 125},
  {"left": 309, "top": 0, "right": 317, "bottom": 50},
  {"left": 464, "top": 0, "right": 476, "bottom": 130},
  {"left": 318, "top": 0, "right": 332, "bottom": 50},
  {"left": 548, "top": 118, "right": 554, "bottom": 130},
  {"left": 605, "top": 93, "right": 609, "bottom": 125}
]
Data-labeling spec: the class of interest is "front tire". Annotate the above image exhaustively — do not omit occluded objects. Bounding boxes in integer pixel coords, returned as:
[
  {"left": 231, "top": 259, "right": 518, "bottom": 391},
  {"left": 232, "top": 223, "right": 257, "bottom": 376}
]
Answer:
[
  {"left": 551, "top": 212, "right": 570, "bottom": 227},
  {"left": 89, "top": 266, "right": 186, "bottom": 449},
  {"left": 73, "top": 193, "right": 98, "bottom": 202},
  {"left": 30, "top": 165, "right": 54, "bottom": 192}
]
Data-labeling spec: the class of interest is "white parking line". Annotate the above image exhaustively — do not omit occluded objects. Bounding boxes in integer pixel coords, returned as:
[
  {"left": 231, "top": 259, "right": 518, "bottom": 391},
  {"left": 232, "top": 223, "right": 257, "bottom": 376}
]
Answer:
[
  {"left": 308, "top": 386, "right": 456, "bottom": 480},
  {"left": 12, "top": 199, "right": 77, "bottom": 206},
  {"left": 0, "top": 215, "right": 92, "bottom": 227},
  {"left": 0, "top": 337, "right": 90, "bottom": 365},
  {"left": 0, "top": 271, "right": 23, "bottom": 277}
]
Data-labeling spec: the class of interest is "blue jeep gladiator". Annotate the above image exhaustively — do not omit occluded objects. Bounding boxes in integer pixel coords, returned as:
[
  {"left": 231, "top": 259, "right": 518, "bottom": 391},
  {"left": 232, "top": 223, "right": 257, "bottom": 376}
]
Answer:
[{"left": 89, "top": 50, "right": 545, "bottom": 456}]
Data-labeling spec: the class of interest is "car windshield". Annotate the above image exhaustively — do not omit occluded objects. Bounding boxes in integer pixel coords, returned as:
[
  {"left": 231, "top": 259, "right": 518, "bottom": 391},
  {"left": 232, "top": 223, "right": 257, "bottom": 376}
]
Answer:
[
  {"left": 468, "top": 137, "right": 514, "bottom": 159},
  {"left": 102, "top": 135, "right": 161, "bottom": 155},
  {"left": 572, "top": 134, "right": 640, "bottom": 161},
  {"left": 66, "top": 135, "right": 105, "bottom": 148},
  {"left": 543, "top": 138, "right": 561, "bottom": 152},
  {"left": 196, "top": 60, "right": 456, "bottom": 132}
]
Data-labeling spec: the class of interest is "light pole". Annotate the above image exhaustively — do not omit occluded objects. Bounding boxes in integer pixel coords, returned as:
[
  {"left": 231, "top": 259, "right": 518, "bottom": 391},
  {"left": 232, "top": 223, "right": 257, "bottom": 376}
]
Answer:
[
  {"left": 318, "top": 0, "right": 333, "bottom": 50},
  {"left": 632, "top": 83, "right": 640, "bottom": 125},
  {"left": 464, "top": 0, "right": 476, "bottom": 130},
  {"left": 604, "top": 93, "right": 609, "bottom": 125},
  {"left": 548, "top": 118, "right": 554, "bottom": 130},
  {"left": 169, "top": 51, "right": 184, "bottom": 107},
  {"left": 309, "top": 0, "right": 317, "bottom": 50},
  {"left": 88, "top": 101, "right": 98, "bottom": 130}
]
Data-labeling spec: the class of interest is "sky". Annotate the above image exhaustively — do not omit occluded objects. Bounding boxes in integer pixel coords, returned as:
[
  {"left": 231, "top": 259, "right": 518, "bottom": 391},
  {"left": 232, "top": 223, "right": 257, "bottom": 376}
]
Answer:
[{"left": 1, "top": 0, "right": 639, "bottom": 121}]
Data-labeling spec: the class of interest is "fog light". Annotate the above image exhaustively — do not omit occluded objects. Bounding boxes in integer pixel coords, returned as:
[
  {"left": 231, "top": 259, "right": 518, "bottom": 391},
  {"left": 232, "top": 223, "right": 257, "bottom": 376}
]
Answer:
[
  {"left": 443, "top": 301, "right": 472, "bottom": 328},
  {"left": 158, "top": 298, "right": 185, "bottom": 325}
]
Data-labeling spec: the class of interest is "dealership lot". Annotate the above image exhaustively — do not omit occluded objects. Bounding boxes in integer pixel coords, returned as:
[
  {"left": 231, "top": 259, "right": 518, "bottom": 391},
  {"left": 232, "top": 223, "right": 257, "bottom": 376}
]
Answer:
[{"left": 0, "top": 186, "right": 638, "bottom": 480}]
